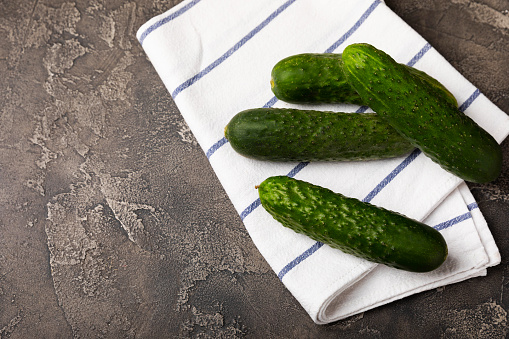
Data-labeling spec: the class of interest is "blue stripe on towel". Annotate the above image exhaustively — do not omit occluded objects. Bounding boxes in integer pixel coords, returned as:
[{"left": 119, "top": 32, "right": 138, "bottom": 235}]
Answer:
[
  {"left": 240, "top": 198, "right": 261, "bottom": 221},
  {"left": 287, "top": 162, "right": 309, "bottom": 178},
  {"left": 277, "top": 242, "right": 325, "bottom": 280},
  {"left": 407, "top": 43, "right": 431, "bottom": 67},
  {"left": 433, "top": 211, "right": 474, "bottom": 231},
  {"left": 459, "top": 89, "right": 480, "bottom": 112},
  {"left": 362, "top": 149, "right": 422, "bottom": 203},
  {"left": 356, "top": 106, "right": 369, "bottom": 113},
  {"left": 138, "top": 0, "right": 202, "bottom": 45},
  {"left": 324, "top": 0, "right": 381, "bottom": 53},
  {"left": 467, "top": 202, "right": 478, "bottom": 211},
  {"left": 206, "top": 137, "right": 228, "bottom": 159},
  {"left": 263, "top": 96, "right": 279, "bottom": 108},
  {"left": 171, "top": 0, "right": 298, "bottom": 99}
]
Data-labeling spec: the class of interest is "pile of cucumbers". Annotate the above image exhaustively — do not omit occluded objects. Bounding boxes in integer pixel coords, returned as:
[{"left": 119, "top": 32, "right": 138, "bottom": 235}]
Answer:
[{"left": 224, "top": 43, "right": 502, "bottom": 273}]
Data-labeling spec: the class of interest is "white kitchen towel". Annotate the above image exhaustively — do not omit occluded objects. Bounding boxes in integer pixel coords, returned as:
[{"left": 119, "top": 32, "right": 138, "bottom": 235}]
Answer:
[{"left": 137, "top": 0, "right": 509, "bottom": 324}]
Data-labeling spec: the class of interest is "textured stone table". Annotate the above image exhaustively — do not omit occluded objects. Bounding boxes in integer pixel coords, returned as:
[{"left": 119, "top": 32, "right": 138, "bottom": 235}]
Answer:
[{"left": 1, "top": 0, "right": 508, "bottom": 338}]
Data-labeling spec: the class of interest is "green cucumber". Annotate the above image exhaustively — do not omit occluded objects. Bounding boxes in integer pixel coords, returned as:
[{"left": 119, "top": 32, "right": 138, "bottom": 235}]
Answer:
[
  {"left": 270, "top": 53, "right": 364, "bottom": 105},
  {"left": 225, "top": 108, "right": 414, "bottom": 162},
  {"left": 258, "top": 176, "right": 448, "bottom": 272},
  {"left": 270, "top": 53, "right": 457, "bottom": 107},
  {"left": 342, "top": 43, "right": 502, "bottom": 183}
]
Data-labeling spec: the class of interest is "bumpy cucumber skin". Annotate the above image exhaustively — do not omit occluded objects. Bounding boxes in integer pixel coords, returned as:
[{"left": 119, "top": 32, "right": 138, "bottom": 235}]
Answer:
[
  {"left": 258, "top": 176, "right": 448, "bottom": 273},
  {"left": 270, "top": 53, "right": 458, "bottom": 107},
  {"left": 342, "top": 43, "right": 502, "bottom": 183},
  {"left": 406, "top": 67, "right": 457, "bottom": 108},
  {"left": 270, "top": 53, "right": 364, "bottom": 105},
  {"left": 225, "top": 108, "right": 414, "bottom": 162}
]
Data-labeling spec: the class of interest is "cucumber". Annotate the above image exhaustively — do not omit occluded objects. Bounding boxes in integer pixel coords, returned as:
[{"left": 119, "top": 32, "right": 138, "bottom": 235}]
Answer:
[
  {"left": 342, "top": 43, "right": 502, "bottom": 183},
  {"left": 270, "top": 53, "right": 364, "bottom": 105},
  {"left": 225, "top": 108, "right": 414, "bottom": 162},
  {"left": 270, "top": 53, "right": 457, "bottom": 107},
  {"left": 258, "top": 176, "right": 448, "bottom": 272}
]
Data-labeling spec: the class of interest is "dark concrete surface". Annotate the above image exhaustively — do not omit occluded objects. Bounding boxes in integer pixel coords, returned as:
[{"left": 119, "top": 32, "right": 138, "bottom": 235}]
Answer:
[{"left": 0, "top": 0, "right": 508, "bottom": 338}]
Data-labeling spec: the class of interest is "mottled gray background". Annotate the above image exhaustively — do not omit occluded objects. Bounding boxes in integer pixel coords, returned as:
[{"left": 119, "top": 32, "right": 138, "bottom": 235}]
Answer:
[{"left": 1, "top": 0, "right": 509, "bottom": 338}]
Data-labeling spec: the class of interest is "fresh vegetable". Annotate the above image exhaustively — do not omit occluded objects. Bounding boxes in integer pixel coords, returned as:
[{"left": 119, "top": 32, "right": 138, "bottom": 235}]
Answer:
[
  {"left": 225, "top": 108, "right": 414, "bottom": 162},
  {"left": 258, "top": 176, "right": 448, "bottom": 272},
  {"left": 342, "top": 43, "right": 502, "bottom": 183}
]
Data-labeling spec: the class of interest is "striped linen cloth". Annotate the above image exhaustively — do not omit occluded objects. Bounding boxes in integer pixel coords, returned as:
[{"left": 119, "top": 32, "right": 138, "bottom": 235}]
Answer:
[{"left": 137, "top": 0, "right": 509, "bottom": 323}]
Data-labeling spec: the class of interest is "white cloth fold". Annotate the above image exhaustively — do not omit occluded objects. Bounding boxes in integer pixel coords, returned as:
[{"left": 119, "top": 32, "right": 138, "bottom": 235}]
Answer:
[{"left": 137, "top": 0, "right": 509, "bottom": 324}]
